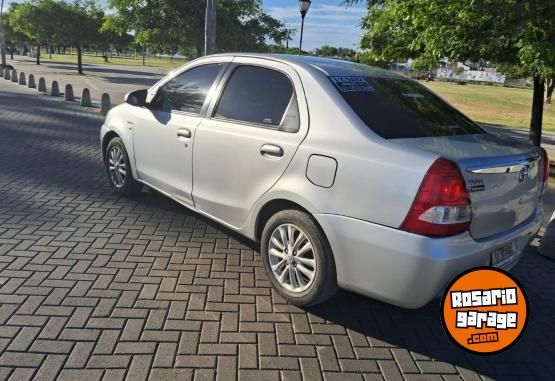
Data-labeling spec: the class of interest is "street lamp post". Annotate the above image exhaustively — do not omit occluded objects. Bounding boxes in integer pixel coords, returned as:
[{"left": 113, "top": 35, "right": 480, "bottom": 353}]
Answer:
[
  {"left": 0, "top": 0, "right": 6, "bottom": 67},
  {"left": 205, "top": 0, "right": 217, "bottom": 55},
  {"left": 298, "top": 0, "right": 311, "bottom": 55}
]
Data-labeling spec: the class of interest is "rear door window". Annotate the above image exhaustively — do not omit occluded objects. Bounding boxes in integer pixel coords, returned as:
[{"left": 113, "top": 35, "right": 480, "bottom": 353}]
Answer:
[
  {"left": 331, "top": 76, "right": 484, "bottom": 139},
  {"left": 214, "top": 65, "right": 298, "bottom": 130}
]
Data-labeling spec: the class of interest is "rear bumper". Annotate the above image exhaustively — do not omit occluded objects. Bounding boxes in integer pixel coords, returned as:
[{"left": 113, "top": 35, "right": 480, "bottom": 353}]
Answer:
[{"left": 315, "top": 204, "right": 544, "bottom": 309}]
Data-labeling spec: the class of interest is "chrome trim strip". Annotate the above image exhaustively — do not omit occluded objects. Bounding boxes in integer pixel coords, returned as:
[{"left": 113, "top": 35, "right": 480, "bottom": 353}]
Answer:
[{"left": 466, "top": 156, "right": 538, "bottom": 174}]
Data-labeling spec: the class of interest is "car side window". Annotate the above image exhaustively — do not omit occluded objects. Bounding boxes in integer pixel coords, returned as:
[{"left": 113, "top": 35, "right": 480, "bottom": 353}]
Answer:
[
  {"left": 213, "top": 65, "right": 299, "bottom": 132},
  {"left": 153, "top": 63, "right": 223, "bottom": 114}
]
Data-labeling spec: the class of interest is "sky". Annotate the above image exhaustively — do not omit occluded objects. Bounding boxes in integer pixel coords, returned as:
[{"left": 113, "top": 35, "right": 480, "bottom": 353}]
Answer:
[
  {"left": 2, "top": 0, "right": 366, "bottom": 51},
  {"left": 263, "top": 1, "right": 366, "bottom": 50}
]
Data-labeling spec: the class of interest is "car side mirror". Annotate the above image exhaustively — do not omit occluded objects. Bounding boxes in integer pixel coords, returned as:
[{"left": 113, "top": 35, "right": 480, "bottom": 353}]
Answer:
[{"left": 124, "top": 89, "right": 148, "bottom": 107}]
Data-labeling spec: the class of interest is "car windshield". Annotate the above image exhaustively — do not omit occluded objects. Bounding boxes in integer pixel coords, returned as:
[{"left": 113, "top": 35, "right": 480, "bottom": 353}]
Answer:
[{"left": 330, "top": 76, "right": 485, "bottom": 139}]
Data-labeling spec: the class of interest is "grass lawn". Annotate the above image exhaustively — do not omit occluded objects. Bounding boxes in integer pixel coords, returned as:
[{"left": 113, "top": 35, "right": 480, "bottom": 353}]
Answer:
[
  {"left": 41, "top": 53, "right": 185, "bottom": 70},
  {"left": 422, "top": 81, "right": 555, "bottom": 132}
]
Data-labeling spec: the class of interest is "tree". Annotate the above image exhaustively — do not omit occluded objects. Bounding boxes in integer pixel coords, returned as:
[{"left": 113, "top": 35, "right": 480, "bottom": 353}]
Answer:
[
  {"left": 98, "top": 18, "right": 134, "bottom": 55},
  {"left": 107, "top": 0, "right": 291, "bottom": 58},
  {"left": 547, "top": 78, "right": 555, "bottom": 104},
  {"left": 4, "top": 5, "right": 31, "bottom": 60},
  {"left": 346, "top": 0, "right": 555, "bottom": 146},
  {"left": 10, "top": 0, "right": 60, "bottom": 65},
  {"left": 319, "top": 45, "right": 339, "bottom": 57},
  {"left": 216, "top": 1, "right": 293, "bottom": 52},
  {"left": 57, "top": 2, "right": 103, "bottom": 74}
]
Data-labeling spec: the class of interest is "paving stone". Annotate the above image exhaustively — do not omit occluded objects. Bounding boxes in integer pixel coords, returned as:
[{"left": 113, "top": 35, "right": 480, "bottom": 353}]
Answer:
[
  {"left": 149, "top": 369, "right": 193, "bottom": 381},
  {"left": 126, "top": 354, "right": 152, "bottom": 381},
  {"left": 175, "top": 355, "right": 217, "bottom": 368},
  {"left": 0, "top": 352, "right": 45, "bottom": 367},
  {"left": 33, "top": 354, "right": 65, "bottom": 381}
]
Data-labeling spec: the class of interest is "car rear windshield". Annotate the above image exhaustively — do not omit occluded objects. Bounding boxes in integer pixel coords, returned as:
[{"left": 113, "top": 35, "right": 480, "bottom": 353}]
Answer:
[{"left": 330, "top": 76, "right": 484, "bottom": 139}]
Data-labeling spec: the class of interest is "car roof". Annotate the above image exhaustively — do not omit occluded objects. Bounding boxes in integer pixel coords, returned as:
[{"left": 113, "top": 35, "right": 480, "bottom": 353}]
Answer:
[{"left": 207, "top": 53, "right": 405, "bottom": 80}]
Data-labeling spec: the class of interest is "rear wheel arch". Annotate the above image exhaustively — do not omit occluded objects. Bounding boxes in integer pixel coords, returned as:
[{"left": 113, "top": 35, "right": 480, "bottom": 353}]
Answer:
[{"left": 255, "top": 199, "right": 310, "bottom": 242}]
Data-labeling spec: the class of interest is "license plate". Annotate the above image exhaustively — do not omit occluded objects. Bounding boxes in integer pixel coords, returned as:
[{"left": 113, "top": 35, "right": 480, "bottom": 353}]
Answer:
[{"left": 491, "top": 244, "right": 514, "bottom": 267}]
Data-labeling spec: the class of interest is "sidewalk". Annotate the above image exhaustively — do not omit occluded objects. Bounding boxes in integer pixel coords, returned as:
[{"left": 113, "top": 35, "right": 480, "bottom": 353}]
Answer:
[
  {"left": 8, "top": 55, "right": 166, "bottom": 104},
  {"left": 482, "top": 125, "right": 555, "bottom": 159}
]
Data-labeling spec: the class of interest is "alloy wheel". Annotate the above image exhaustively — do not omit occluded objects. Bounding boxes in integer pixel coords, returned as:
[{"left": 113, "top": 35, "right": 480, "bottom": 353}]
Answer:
[
  {"left": 108, "top": 146, "right": 126, "bottom": 188},
  {"left": 268, "top": 223, "right": 317, "bottom": 293}
]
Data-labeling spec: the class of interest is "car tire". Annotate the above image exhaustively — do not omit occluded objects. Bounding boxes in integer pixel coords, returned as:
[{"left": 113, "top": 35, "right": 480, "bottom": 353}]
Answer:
[
  {"left": 261, "top": 209, "right": 338, "bottom": 306},
  {"left": 105, "top": 137, "right": 143, "bottom": 196}
]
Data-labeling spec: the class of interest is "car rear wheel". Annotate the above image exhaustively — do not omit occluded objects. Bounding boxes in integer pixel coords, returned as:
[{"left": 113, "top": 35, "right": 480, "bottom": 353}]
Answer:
[
  {"left": 261, "top": 209, "right": 337, "bottom": 306},
  {"left": 105, "top": 137, "right": 142, "bottom": 196}
]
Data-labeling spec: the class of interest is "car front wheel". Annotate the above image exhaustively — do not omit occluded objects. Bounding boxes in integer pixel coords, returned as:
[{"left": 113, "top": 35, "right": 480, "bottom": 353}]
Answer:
[
  {"left": 105, "top": 137, "right": 142, "bottom": 196},
  {"left": 261, "top": 209, "right": 338, "bottom": 306}
]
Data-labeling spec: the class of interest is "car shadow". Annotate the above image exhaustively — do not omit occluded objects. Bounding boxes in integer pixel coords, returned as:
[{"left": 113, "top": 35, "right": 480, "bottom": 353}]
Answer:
[{"left": 302, "top": 245, "right": 555, "bottom": 378}]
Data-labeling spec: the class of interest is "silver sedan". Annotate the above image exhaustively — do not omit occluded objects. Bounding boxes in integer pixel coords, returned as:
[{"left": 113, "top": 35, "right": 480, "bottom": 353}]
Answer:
[{"left": 100, "top": 54, "right": 548, "bottom": 308}]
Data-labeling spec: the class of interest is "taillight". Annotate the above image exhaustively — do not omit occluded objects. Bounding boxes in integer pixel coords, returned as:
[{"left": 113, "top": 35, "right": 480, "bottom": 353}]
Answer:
[
  {"left": 401, "top": 158, "right": 472, "bottom": 237},
  {"left": 539, "top": 147, "right": 549, "bottom": 196}
]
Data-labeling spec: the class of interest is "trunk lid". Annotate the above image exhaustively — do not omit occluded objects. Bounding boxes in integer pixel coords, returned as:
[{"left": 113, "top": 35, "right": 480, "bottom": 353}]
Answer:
[{"left": 395, "top": 133, "right": 541, "bottom": 239}]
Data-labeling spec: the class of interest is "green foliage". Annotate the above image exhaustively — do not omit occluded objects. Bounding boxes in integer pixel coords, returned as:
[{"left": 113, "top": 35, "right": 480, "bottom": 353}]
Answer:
[
  {"left": 348, "top": 0, "right": 555, "bottom": 79},
  {"left": 354, "top": 50, "right": 387, "bottom": 68},
  {"left": 8, "top": 0, "right": 103, "bottom": 47},
  {"left": 265, "top": 45, "right": 301, "bottom": 55},
  {"left": 315, "top": 45, "right": 356, "bottom": 58},
  {"left": 319, "top": 45, "right": 339, "bottom": 57},
  {"left": 9, "top": 0, "right": 59, "bottom": 44},
  {"left": 106, "top": 0, "right": 293, "bottom": 56},
  {"left": 3, "top": 5, "right": 30, "bottom": 46},
  {"left": 347, "top": 0, "right": 555, "bottom": 142},
  {"left": 59, "top": 2, "right": 104, "bottom": 47}
]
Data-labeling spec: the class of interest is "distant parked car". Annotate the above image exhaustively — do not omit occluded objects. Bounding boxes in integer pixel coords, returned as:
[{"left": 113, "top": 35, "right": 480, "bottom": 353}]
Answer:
[{"left": 100, "top": 54, "right": 548, "bottom": 308}]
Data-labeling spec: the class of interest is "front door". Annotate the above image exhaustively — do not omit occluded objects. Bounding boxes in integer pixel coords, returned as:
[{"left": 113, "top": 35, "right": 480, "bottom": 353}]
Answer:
[
  {"left": 133, "top": 63, "right": 225, "bottom": 206},
  {"left": 192, "top": 59, "right": 309, "bottom": 228}
]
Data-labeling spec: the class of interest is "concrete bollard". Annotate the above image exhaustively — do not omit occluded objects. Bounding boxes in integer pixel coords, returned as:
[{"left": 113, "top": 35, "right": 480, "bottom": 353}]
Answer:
[
  {"left": 538, "top": 211, "right": 555, "bottom": 258},
  {"left": 18, "top": 72, "right": 26, "bottom": 86},
  {"left": 64, "top": 84, "right": 74, "bottom": 101},
  {"left": 28, "top": 74, "right": 36, "bottom": 88},
  {"left": 4, "top": 68, "right": 10, "bottom": 80},
  {"left": 80, "top": 88, "right": 92, "bottom": 107},
  {"left": 100, "top": 93, "right": 111, "bottom": 115},
  {"left": 11, "top": 70, "right": 18, "bottom": 82},
  {"left": 38, "top": 77, "right": 47, "bottom": 92},
  {"left": 50, "top": 81, "right": 60, "bottom": 96}
]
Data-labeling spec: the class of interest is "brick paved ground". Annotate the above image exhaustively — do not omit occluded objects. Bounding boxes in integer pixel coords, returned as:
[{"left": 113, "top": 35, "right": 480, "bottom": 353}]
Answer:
[{"left": 1, "top": 80, "right": 555, "bottom": 381}]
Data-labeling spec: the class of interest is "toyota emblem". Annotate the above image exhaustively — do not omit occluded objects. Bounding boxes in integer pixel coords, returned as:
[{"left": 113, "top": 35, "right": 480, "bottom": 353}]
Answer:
[{"left": 518, "top": 165, "right": 530, "bottom": 183}]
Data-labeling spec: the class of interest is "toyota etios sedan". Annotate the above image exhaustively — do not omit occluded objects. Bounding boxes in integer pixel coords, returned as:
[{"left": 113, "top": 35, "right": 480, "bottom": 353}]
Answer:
[{"left": 100, "top": 54, "right": 548, "bottom": 308}]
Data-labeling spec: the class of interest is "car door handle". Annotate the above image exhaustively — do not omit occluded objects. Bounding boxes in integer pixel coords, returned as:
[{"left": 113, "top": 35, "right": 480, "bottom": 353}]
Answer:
[
  {"left": 177, "top": 129, "right": 192, "bottom": 139},
  {"left": 260, "top": 144, "right": 284, "bottom": 159}
]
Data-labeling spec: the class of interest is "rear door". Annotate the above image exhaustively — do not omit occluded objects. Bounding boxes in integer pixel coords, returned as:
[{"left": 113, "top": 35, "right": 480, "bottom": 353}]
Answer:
[{"left": 192, "top": 58, "right": 308, "bottom": 228}]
